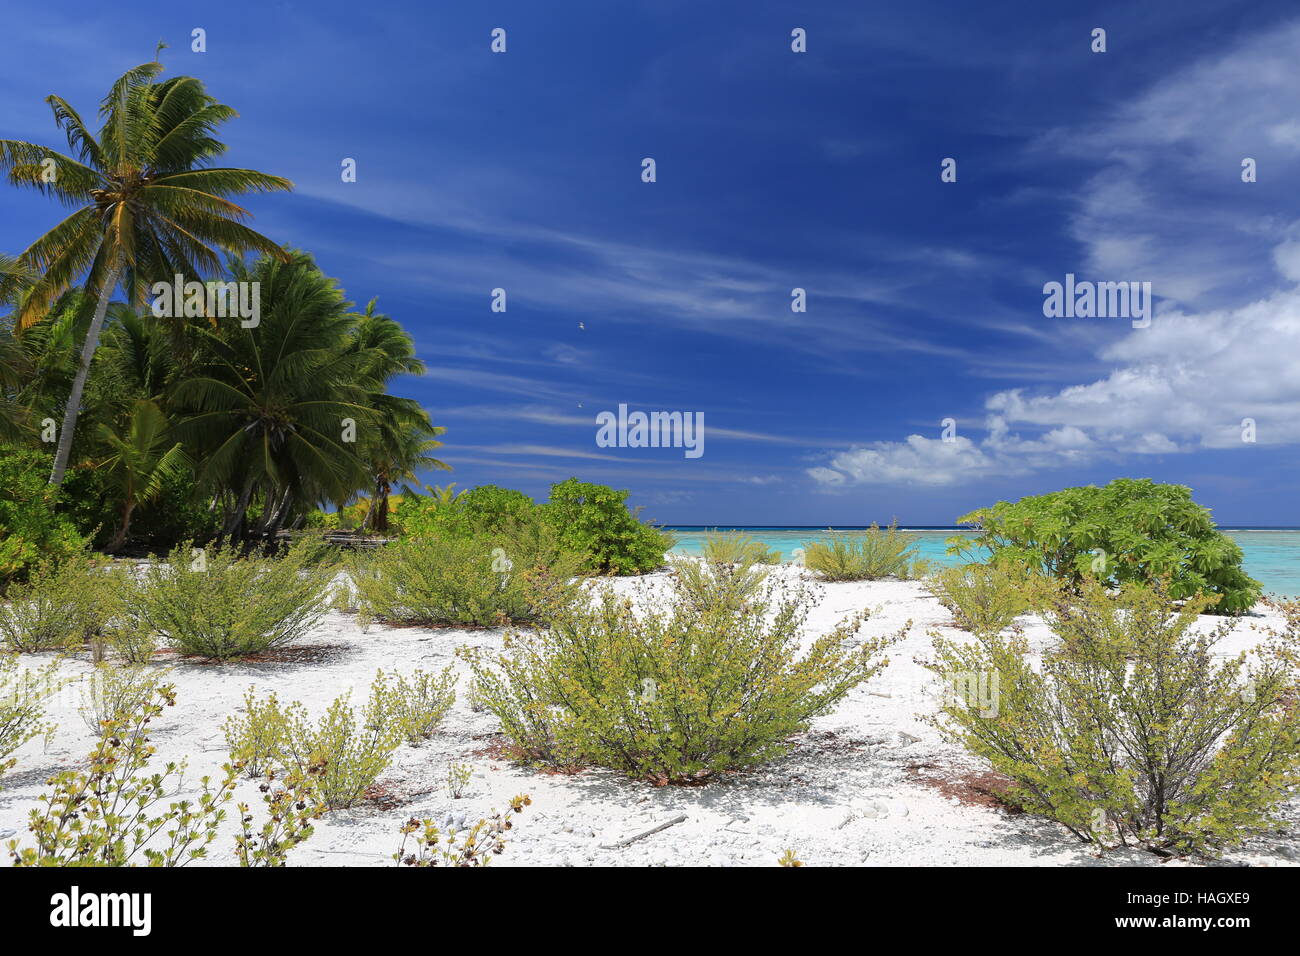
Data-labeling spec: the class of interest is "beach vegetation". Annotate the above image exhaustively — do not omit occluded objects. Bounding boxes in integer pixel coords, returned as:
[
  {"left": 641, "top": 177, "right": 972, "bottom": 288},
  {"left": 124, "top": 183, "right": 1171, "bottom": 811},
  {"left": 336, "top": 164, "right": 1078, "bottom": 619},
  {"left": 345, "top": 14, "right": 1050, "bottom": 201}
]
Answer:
[
  {"left": 803, "top": 522, "right": 921, "bottom": 581},
  {"left": 952, "top": 479, "right": 1262, "bottom": 613},
  {"left": 274, "top": 679, "right": 406, "bottom": 811},
  {"left": 394, "top": 794, "right": 530, "bottom": 867},
  {"left": 349, "top": 525, "right": 583, "bottom": 628},
  {"left": 464, "top": 574, "right": 902, "bottom": 784},
  {"left": 700, "top": 529, "right": 781, "bottom": 565},
  {"left": 0, "top": 654, "right": 63, "bottom": 788},
  {"left": 372, "top": 665, "right": 458, "bottom": 743},
  {"left": 8, "top": 683, "right": 235, "bottom": 866},
  {"left": 927, "top": 561, "right": 1036, "bottom": 637},
  {"left": 234, "top": 763, "right": 324, "bottom": 867},
  {"left": 79, "top": 663, "right": 171, "bottom": 735},
  {"left": 926, "top": 578, "right": 1300, "bottom": 856},
  {"left": 544, "top": 478, "right": 672, "bottom": 574},
  {"left": 124, "top": 538, "right": 330, "bottom": 659},
  {"left": 0, "top": 444, "right": 87, "bottom": 590},
  {"left": 0, "top": 554, "right": 118, "bottom": 651}
]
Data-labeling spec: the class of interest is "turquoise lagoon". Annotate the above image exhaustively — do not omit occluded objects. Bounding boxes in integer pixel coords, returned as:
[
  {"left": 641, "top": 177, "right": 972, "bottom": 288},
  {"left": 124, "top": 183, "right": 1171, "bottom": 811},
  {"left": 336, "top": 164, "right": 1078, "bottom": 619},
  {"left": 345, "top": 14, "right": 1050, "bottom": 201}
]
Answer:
[{"left": 667, "top": 527, "right": 1300, "bottom": 598}]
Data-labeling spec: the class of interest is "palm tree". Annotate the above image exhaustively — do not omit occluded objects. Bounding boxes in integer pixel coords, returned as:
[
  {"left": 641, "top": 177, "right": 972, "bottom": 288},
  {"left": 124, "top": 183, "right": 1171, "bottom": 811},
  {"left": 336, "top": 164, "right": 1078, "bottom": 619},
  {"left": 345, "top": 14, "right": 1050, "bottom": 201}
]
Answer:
[
  {"left": 425, "top": 483, "right": 466, "bottom": 509},
  {"left": 346, "top": 300, "right": 449, "bottom": 532},
  {"left": 96, "top": 399, "right": 190, "bottom": 551},
  {"left": 361, "top": 394, "right": 449, "bottom": 532},
  {"left": 0, "top": 59, "right": 292, "bottom": 485},
  {"left": 0, "top": 253, "right": 34, "bottom": 437},
  {"left": 172, "top": 253, "right": 375, "bottom": 542}
]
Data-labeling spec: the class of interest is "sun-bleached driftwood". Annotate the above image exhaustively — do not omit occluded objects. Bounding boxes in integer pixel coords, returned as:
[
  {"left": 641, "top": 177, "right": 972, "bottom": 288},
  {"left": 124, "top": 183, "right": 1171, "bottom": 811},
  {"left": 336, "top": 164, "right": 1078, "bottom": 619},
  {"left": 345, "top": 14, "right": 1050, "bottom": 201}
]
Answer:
[{"left": 599, "top": 814, "right": 688, "bottom": 850}]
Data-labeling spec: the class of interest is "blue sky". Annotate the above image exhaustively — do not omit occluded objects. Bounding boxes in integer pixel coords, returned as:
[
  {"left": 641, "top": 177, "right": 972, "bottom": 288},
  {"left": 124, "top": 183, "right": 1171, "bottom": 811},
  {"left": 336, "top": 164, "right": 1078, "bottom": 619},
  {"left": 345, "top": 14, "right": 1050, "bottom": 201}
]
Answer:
[{"left": 4, "top": 1, "right": 1300, "bottom": 525}]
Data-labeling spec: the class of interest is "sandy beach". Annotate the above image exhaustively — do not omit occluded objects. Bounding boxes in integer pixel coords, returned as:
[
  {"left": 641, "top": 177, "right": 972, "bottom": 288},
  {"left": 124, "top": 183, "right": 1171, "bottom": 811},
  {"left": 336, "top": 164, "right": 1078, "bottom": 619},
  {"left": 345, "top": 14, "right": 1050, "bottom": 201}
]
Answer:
[{"left": 4, "top": 565, "right": 1296, "bottom": 868}]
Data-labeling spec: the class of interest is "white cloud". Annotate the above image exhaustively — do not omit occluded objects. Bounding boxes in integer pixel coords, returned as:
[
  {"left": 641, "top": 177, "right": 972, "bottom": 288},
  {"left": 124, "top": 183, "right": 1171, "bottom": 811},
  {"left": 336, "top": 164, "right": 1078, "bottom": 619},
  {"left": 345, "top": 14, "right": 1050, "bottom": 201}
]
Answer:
[{"left": 813, "top": 21, "right": 1300, "bottom": 489}]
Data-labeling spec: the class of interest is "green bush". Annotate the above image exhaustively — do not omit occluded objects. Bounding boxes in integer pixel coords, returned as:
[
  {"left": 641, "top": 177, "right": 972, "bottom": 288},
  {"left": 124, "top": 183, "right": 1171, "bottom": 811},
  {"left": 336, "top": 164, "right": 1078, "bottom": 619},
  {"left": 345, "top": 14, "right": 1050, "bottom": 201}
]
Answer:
[
  {"left": 396, "top": 484, "right": 535, "bottom": 539},
  {"left": 543, "top": 478, "right": 672, "bottom": 575},
  {"left": 394, "top": 794, "right": 530, "bottom": 867},
  {"left": 350, "top": 527, "right": 582, "bottom": 628},
  {"left": 0, "top": 654, "right": 63, "bottom": 788},
  {"left": 927, "top": 562, "right": 1034, "bottom": 637},
  {"left": 464, "top": 574, "right": 902, "bottom": 783},
  {"left": 372, "top": 666, "right": 458, "bottom": 743},
  {"left": 125, "top": 539, "right": 330, "bottom": 659},
  {"left": 275, "top": 677, "right": 405, "bottom": 810},
  {"left": 803, "top": 523, "right": 920, "bottom": 581},
  {"left": 224, "top": 687, "right": 290, "bottom": 778},
  {"left": 670, "top": 547, "right": 772, "bottom": 615},
  {"left": 0, "top": 556, "right": 115, "bottom": 651},
  {"left": 0, "top": 444, "right": 87, "bottom": 591},
  {"left": 926, "top": 579, "right": 1300, "bottom": 856},
  {"left": 9, "top": 683, "right": 235, "bottom": 866},
  {"left": 952, "top": 479, "right": 1261, "bottom": 613},
  {"left": 700, "top": 530, "right": 781, "bottom": 565},
  {"left": 79, "top": 664, "right": 171, "bottom": 735},
  {"left": 60, "top": 462, "right": 218, "bottom": 551}
]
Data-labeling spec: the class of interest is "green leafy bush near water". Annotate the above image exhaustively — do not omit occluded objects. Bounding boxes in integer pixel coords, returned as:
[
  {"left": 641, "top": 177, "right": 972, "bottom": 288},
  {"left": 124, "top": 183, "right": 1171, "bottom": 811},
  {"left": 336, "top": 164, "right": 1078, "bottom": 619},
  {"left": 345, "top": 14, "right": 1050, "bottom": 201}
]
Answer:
[
  {"left": 952, "top": 479, "right": 1262, "bottom": 613},
  {"left": 803, "top": 522, "right": 923, "bottom": 581},
  {"left": 390, "top": 478, "right": 671, "bottom": 576},
  {"left": 700, "top": 530, "right": 781, "bottom": 565}
]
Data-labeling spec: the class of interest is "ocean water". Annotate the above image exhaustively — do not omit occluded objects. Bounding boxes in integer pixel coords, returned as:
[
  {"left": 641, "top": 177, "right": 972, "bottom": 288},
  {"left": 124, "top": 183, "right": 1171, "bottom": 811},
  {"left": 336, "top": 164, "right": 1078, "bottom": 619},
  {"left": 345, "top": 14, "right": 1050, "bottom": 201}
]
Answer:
[{"left": 667, "top": 527, "right": 1300, "bottom": 598}]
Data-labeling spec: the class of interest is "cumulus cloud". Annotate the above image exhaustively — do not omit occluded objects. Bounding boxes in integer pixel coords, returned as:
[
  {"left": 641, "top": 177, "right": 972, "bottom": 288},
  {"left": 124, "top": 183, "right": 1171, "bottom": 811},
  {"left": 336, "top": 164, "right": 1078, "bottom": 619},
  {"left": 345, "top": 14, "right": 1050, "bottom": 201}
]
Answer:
[{"left": 811, "top": 21, "right": 1300, "bottom": 489}]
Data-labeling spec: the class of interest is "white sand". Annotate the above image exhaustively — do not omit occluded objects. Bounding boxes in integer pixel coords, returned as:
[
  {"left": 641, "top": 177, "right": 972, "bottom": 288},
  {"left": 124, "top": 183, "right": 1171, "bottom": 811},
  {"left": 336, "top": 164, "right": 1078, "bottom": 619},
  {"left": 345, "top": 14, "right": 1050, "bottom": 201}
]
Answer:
[{"left": 2, "top": 566, "right": 1297, "bottom": 867}]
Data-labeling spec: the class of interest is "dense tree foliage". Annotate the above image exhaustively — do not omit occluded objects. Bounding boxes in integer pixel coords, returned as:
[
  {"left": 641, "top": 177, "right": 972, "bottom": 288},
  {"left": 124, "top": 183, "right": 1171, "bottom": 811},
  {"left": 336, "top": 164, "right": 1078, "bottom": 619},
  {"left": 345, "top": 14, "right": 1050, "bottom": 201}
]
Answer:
[{"left": 953, "top": 479, "right": 1261, "bottom": 613}]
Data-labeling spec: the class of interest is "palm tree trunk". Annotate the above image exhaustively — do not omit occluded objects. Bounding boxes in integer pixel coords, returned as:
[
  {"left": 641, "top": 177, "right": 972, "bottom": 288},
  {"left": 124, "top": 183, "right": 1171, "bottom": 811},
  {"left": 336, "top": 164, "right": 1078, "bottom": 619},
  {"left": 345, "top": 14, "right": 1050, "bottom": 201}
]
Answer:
[
  {"left": 220, "top": 478, "right": 257, "bottom": 545},
  {"left": 49, "top": 263, "right": 120, "bottom": 486},
  {"left": 372, "top": 479, "right": 391, "bottom": 533},
  {"left": 108, "top": 499, "right": 136, "bottom": 553}
]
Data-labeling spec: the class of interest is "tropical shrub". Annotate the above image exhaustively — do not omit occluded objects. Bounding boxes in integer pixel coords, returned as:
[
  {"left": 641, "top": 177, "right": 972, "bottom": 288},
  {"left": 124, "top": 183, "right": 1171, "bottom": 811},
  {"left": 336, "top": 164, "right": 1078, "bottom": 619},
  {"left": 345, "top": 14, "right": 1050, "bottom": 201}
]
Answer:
[
  {"left": 701, "top": 530, "right": 781, "bottom": 565},
  {"left": 396, "top": 484, "right": 535, "bottom": 539},
  {"left": 234, "top": 764, "right": 323, "bottom": 867},
  {"left": 446, "top": 761, "right": 473, "bottom": 799},
  {"left": 103, "top": 618, "right": 159, "bottom": 664},
  {"left": 8, "top": 684, "right": 236, "bottom": 866},
  {"left": 0, "top": 443, "right": 86, "bottom": 590},
  {"left": 224, "top": 687, "right": 290, "bottom": 778},
  {"left": 925, "top": 579, "right": 1300, "bottom": 856},
  {"left": 803, "top": 523, "right": 920, "bottom": 581},
  {"left": 124, "top": 538, "right": 330, "bottom": 659},
  {"left": 350, "top": 531, "right": 582, "bottom": 628},
  {"left": 372, "top": 666, "right": 458, "bottom": 743},
  {"left": 543, "top": 478, "right": 672, "bottom": 574},
  {"left": 0, "top": 654, "right": 63, "bottom": 788},
  {"left": 952, "top": 479, "right": 1261, "bottom": 613},
  {"left": 927, "top": 562, "right": 1035, "bottom": 637},
  {"left": 394, "top": 794, "right": 531, "bottom": 867},
  {"left": 0, "top": 555, "right": 120, "bottom": 652},
  {"left": 62, "top": 462, "right": 219, "bottom": 552},
  {"left": 275, "top": 679, "right": 405, "bottom": 810},
  {"left": 79, "top": 664, "right": 170, "bottom": 735},
  {"left": 465, "top": 575, "right": 902, "bottom": 783},
  {"left": 670, "top": 548, "right": 771, "bottom": 615}
]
